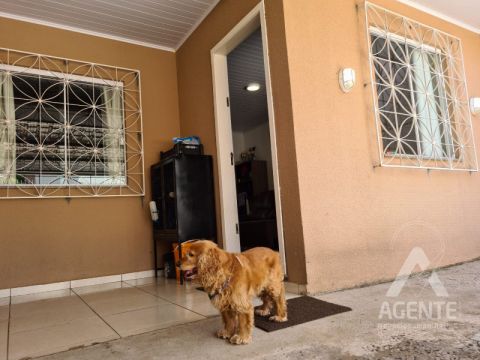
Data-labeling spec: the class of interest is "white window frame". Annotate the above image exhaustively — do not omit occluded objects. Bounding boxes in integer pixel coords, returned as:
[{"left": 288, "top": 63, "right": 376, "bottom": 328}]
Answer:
[
  {"left": 364, "top": 2, "right": 478, "bottom": 172},
  {"left": 369, "top": 27, "right": 455, "bottom": 162},
  {"left": 0, "top": 47, "right": 144, "bottom": 198},
  {"left": 1, "top": 64, "right": 127, "bottom": 188},
  {"left": 0, "top": 64, "right": 122, "bottom": 87}
]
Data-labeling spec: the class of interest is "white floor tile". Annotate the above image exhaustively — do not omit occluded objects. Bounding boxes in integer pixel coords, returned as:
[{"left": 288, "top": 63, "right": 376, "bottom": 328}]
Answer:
[
  {"left": 103, "top": 303, "right": 204, "bottom": 337},
  {"left": 165, "top": 290, "right": 219, "bottom": 317},
  {"left": 72, "top": 281, "right": 131, "bottom": 295},
  {"left": 137, "top": 281, "right": 199, "bottom": 299},
  {"left": 77, "top": 286, "right": 169, "bottom": 316},
  {"left": 8, "top": 316, "right": 119, "bottom": 360},
  {"left": 10, "top": 294, "right": 96, "bottom": 334}
]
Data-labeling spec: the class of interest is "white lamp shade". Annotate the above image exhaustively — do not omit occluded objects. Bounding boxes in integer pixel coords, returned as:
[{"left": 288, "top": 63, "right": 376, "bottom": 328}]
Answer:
[
  {"left": 339, "top": 68, "right": 356, "bottom": 93},
  {"left": 470, "top": 97, "right": 480, "bottom": 115}
]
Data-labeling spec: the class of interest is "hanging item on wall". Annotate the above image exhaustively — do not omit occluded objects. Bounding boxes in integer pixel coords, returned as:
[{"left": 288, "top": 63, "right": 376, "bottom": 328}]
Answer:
[{"left": 240, "top": 147, "right": 256, "bottom": 161}]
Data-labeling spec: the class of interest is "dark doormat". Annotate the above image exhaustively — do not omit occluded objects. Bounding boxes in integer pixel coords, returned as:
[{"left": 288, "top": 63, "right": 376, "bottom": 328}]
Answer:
[{"left": 254, "top": 296, "right": 351, "bottom": 332}]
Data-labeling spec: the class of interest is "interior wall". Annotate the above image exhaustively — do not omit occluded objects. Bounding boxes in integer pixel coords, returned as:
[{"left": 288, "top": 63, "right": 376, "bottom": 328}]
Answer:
[
  {"left": 232, "top": 131, "right": 246, "bottom": 162},
  {"left": 0, "top": 18, "right": 180, "bottom": 289},
  {"left": 282, "top": 0, "right": 480, "bottom": 293},
  {"left": 233, "top": 123, "right": 274, "bottom": 190},
  {"left": 176, "top": 0, "right": 307, "bottom": 284}
]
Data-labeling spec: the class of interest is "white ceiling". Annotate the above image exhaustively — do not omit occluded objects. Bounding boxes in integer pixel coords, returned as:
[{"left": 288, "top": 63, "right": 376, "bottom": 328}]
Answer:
[
  {"left": 0, "top": 0, "right": 220, "bottom": 51},
  {"left": 0, "top": 1, "right": 477, "bottom": 52},
  {"left": 398, "top": 0, "right": 480, "bottom": 33},
  {"left": 227, "top": 29, "right": 268, "bottom": 133}
]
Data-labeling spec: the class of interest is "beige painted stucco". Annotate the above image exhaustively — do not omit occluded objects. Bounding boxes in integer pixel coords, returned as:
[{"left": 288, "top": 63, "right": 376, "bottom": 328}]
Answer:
[
  {"left": 176, "top": 0, "right": 308, "bottom": 284},
  {"left": 1, "top": 0, "right": 479, "bottom": 294},
  {"left": 281, "top": 0, "right": 480, "bottom": 293},
  {"left": 0, "top": 18, "right": 180, "bottom": 289}
]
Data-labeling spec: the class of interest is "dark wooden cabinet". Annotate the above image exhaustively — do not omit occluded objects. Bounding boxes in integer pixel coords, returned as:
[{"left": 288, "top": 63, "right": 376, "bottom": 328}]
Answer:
[
  {"left": 234, "top": 160, "right": 278, "bottom": 251},
  {"left": 151, "top": 155, "right": 216, "bottom": 276},
  {"left": 235, "top": 160, "right": 268, "bottom": 219},
  {"left": 235, "top": 160, "right": 268, "bottom": 196}
]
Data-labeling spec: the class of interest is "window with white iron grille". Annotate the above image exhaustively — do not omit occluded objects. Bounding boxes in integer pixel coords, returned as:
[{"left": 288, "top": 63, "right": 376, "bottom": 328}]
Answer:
[
  {"left": 365, "top": 2, "right": 478, "bottom": 171},
  {"left": 0, "top": 48, "right": 144, "bottom": 198}
]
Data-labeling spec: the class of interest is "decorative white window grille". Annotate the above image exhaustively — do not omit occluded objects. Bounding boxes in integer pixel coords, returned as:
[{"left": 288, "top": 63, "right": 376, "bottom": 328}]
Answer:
[
  {"left": 365, "top": 3, "right": 478, "bottom": 171},
  {"left": 0, "top": 48, "right": 144, "bottom": 198}
]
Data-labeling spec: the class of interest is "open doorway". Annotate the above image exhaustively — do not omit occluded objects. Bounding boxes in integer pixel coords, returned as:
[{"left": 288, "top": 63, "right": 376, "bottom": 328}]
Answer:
[
  {"left": 227, "top": 29, "right": 278, "bottom": 252},
  {"left": 211, "top": 3, "right": 286, "bottom": 272}
]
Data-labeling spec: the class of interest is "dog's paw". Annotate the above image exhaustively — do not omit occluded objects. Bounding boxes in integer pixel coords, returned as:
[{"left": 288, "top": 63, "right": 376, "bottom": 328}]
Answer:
[
  {"left": 269, "top": 315, "right": 287, "bottom": 322},
  {"left": 255, "top": 308, "right": 270, "bottom": 316},
  {"left": 229, "top": 334, "right": 252, "bottom": 345},
  {"left": 216, "top": 329, "right": 231, "bottom": 339}
]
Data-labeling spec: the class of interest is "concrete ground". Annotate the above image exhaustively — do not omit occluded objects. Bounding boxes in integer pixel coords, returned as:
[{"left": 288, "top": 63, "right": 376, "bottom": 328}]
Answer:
[{"left": 40, "top": 260, "right": 480, "bottom": 360}]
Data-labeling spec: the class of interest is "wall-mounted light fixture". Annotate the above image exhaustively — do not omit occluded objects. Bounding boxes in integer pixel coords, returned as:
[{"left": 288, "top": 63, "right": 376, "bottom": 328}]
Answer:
[
  {"left": 245, "top": 82, "right": 261, "bottom": 92},
  {"left": 470, "top": 97, "right": 480, "bottom": 115},
  {"left": 149, "top": 201, "right": 159, "bottom": 222},
  {"left": 339, "top": 68, "right": 356, "bottom": 93}
]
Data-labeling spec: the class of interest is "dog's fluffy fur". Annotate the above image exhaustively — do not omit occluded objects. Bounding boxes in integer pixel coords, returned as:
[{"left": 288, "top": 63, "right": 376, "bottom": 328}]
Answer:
[{"left": 180, "top": 240, "right": 287, "bottom": 344}]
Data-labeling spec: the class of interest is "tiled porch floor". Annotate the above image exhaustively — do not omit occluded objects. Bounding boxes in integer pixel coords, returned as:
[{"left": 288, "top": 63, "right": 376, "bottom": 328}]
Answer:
[{"left": 0, "top": 277, "right": 221, "bottom": 360}]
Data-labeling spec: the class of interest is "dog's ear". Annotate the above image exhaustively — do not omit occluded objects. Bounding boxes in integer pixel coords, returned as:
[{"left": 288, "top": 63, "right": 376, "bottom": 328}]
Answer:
[
  {"left": 197, "top": 247, "right": 221, "bottom": 287},
  {"left": 197, "top": 247, "right": 220, "bottom": 273}
]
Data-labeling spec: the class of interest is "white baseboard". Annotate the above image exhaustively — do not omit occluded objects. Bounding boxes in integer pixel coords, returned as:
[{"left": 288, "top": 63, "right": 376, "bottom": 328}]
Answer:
[
  {"left": 71, "top": 275, "right": 122, "bottom": 289},
  {"left": 1, "top": 269, "right": 161, "bottom": 299},
  {"left": 121, "top": 270, "right": 155, "bottom": 281},
  {"left": 11, "top": 281, "right": 70, "bottom": 297},
  {"left": 0, "top": 288, "right": 11, "bottom": 299},
  {"left": 284, "top": 281, "right": 307, "bottom": 295}
]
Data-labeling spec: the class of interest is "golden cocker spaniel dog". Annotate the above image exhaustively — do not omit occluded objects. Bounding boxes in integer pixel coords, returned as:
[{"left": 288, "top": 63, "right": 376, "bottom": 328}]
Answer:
[{"left": 179, "top": 240, "right": 287, "bottom": 344}]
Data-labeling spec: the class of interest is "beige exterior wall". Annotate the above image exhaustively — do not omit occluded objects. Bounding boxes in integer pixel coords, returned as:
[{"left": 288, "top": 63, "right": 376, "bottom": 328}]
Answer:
[
  {"left": 176, "top": 0, "right": 308, "bottom": 284},
  {"left": 0, "top": 18, "right": 180, "bottom": 289},
  {"left": 282, "top": 0, "right": 480, "bottom": 293},
  {"left": 2, "top": 0, "right": 479, "bottom": 294}
]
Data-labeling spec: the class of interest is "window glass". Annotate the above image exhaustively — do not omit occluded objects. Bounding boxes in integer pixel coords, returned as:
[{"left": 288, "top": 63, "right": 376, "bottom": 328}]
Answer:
[
  {"left": 366, "top": 3, "right": 477, "bottom": 171},
  {"left": 3, "top": 71, "right": 126, "bottom": 186}
]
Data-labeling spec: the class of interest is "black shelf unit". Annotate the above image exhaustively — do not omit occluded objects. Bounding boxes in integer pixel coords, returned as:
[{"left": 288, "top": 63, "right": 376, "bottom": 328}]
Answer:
[
  {"left": 151, "top": 154, "right": 216, "bottom": 281},
  {"left": 235, "top": 160, "right": 278, "bottom": 251}
]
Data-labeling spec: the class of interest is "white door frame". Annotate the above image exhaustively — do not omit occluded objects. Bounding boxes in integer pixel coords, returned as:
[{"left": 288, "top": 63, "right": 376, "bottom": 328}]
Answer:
[{"left": 211, "top": 1, "right": 286, "bottom": 273}]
